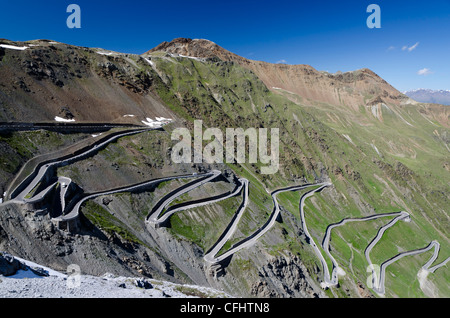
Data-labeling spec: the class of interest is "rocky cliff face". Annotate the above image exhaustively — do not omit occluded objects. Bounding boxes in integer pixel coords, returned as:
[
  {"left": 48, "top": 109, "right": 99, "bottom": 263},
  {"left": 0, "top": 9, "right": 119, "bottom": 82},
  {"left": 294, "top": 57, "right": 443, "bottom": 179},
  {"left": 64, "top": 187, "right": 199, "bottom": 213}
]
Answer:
[
  {"left": 0, "top": 201, "right": 174, "bottom": 280},
  {"left": 251, "top": 253, "right": 323, "bottom": 298}
]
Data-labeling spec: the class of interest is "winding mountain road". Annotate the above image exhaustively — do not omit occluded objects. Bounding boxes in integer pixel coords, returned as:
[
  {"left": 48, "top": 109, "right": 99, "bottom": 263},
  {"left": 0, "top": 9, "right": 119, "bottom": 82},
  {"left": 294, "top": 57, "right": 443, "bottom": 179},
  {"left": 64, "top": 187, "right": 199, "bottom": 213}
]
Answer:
[
  {"left": 146, "top": 170, "right": 222, "bottom": 227},
  {"left": 316, "top": 208, "right": 448, "bottom": 295},
  {"left": 297, "top": 182, "right": 335, "bottom": 288},
  {"left": 205, "top": 182, "right": 331, "bottom": 264},
  {"left": 296, "top": 186, "right": 449, "bottom": 294},
  {"left": 364, "top": 216, "right": 450, "bottom": 295},
  {"left": 3, "top": 124, "right": 448, "bottom": 297},
  {"left": 322, "top": 211, "right": 410, "bottom": 287},
  {"left": 371, "top": 240, "right": 449, "bottom": 295},
  {"left": 11, "top": 128, "right": 154, "bottom": 202},
  {"left": 203, "top": 178, "right": 249, "bottom": 264},
  {"left": 55, "top": 173, "right": 208, "bottom": 222},
  {"left": 364, "top": 211, "right": 411, "bottom": 292},
  {"left": 23, "top": 176, "right": 71, "bottom": 205},
  {"left": 151, "top": 177, "right": 248, "bottom": 228}
]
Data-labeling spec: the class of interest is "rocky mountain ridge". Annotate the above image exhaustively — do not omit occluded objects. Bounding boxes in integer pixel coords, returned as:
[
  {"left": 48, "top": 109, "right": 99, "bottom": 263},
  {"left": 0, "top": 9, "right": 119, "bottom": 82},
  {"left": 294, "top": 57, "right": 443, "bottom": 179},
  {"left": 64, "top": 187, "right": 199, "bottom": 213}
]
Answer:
[
  {"left": 404, "top": 88, "right": 450, "bottom": 106},
  {"left": 147, "top": 38, "right": 408, "bottom": 109}
]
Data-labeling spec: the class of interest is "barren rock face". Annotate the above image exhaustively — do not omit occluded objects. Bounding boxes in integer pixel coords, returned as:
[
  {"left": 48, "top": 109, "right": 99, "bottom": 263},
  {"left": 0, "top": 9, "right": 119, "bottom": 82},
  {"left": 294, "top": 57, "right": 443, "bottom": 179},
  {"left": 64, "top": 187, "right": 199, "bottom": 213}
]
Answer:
[
  {"left": 0, "top": 39, "right": 175, "bottom": 124},
  {"left": 0, "top": 253, "right": 23, "bottom": 276},
  {"left": 252, "top": 253, "right": 323, "bottom": 298}
]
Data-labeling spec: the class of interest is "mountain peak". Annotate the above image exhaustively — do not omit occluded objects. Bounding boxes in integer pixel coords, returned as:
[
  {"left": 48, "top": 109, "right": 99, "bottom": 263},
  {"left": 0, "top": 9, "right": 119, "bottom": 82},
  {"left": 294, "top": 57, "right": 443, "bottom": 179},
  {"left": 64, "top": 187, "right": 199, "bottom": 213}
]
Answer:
[{"left": 145, "top": 38, "right": 239, "bottom": 61}]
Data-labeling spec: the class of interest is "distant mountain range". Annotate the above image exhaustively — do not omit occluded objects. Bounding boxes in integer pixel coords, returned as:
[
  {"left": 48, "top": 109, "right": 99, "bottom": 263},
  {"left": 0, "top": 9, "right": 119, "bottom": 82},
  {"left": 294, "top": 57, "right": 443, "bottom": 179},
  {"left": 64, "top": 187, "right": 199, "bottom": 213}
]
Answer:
[{"left": 404, "top": 89, "right": 450, "bottom": 105}]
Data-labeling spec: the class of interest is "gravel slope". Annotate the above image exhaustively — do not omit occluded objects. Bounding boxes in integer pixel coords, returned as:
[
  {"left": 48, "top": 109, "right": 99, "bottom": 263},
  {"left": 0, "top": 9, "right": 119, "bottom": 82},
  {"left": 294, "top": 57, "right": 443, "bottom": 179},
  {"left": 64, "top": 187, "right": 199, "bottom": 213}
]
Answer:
[{"left": 0, "top": 256, "right": 231, "bottom": 298}]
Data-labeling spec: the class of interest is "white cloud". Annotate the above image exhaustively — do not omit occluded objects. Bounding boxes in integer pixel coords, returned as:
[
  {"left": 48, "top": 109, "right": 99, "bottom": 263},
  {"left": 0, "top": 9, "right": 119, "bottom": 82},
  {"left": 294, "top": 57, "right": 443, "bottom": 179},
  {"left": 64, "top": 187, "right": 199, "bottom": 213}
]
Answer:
[
  {"left": 387, "top": 46, "right": 396, "bottom": 51},
  {"left": 417, "top": 68, "right": 433, "bottom": 76},
  {"left": 402, "top": 42, "right": 419, "bottom": 52},
  {"left": 276, "top": 59, "right": 287, "bottom": 64},
  {"left": 408, "top": 42, "right": 420, "bottom": 51}
]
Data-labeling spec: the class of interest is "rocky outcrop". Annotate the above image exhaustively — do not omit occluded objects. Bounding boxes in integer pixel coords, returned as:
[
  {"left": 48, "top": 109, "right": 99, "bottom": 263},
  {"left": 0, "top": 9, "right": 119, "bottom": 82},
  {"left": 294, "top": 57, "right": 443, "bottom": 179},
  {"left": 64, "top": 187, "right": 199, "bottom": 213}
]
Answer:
[
  {"left": 0, "top": 252, "right": 49, "bottom": 277},
  {"left": 133, "top": 278, "right": 153, "bottom": 289},
  {"left": 251, "top": 253, "right": 324, "bottom": 298},
  {"left": 0, "top": 252, "right": 24, "bottom": 276},
  {"left": 357, "top": 281, "right": 375, "bottom": 298},
  {"left": 0, "top": 202, "right": 182, "bottom": 282}
]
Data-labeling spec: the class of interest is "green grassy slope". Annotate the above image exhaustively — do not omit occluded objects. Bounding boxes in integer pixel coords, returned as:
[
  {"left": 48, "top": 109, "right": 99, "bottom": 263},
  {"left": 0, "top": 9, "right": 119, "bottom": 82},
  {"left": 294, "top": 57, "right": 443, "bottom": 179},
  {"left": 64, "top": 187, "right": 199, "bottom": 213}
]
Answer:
[{"left": 145, "top": 52, "right": 449, "bottom": 297}]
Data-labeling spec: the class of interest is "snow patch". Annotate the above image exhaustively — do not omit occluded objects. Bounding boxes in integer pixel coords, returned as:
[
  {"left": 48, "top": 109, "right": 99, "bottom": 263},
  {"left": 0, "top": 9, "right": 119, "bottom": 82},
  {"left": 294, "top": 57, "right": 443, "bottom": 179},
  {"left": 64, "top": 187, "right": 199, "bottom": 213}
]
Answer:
[
  {"left": 144, "top": 58, "right": 155, "bottom": 67},
  {"left": 13, "top": 256, "right": 66, "bottom": 278},
  {"left": 371, "top": 144, "right": 382, "bottom": 157},
  {"left": 123, "top": 114, "right": 135, "bottom": 118},
  {"left": 417, "top": 269, "right": 439, "bottom": 298},
  {"left": 96, "top": 51, "right": 117, "bottom": 56},
  {"left": 0, "top": 256, "right": 231, "bottom": 298},
  {"left": 155, "top": 117, "right": 173, "bottom": 122},
  {"left": 141, "top": 117, "right": 162, "bottom": 128},
  {"left": 141, "top": 117, "right": 173, "bottom": 128},
  {"left": 320, "top": 282, "right": 332, "bottom": 289},
  {"left": 420, "top": 113, "right": 439, "bottom": 127},
  {"left": 396, "top": 112, "right": 414, "bottom": 127},
  {"left": 292, "top": 113, "right": 303, "bottom": 128},
  {"left": 178, "top": 54, "right": 203, "bottom": 61},
  {"left": 0, "top": 44, "right": 29, "bottom": 51},
  {"left": 382, "top": 103, "right": 414, "bottom": 127},
  {"left": 417, "top": 268, "right": 429, "bottom": 282},
  {"left": 371, "top": 105, "right": 381, "bottom": 120},
  {"left": 342, "top": 134, "right": 355, "bottom": 145},
  {"left": 54, "top": 116, "right": 75, "bottom": 123},
  {"left": 337, "top": 267, "right": 346, "bottom": 277},
  {"left": 271, "top": 86, "right": 297, "bottom": 95}
]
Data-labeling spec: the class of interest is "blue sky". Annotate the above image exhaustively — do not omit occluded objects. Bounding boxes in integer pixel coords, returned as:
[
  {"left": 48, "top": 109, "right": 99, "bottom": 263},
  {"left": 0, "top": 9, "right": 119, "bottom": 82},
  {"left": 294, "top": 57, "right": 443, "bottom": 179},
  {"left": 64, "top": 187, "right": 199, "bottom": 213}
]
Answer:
[{"left": 1, "top": 0, "right": 449, "bottom": 91}]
